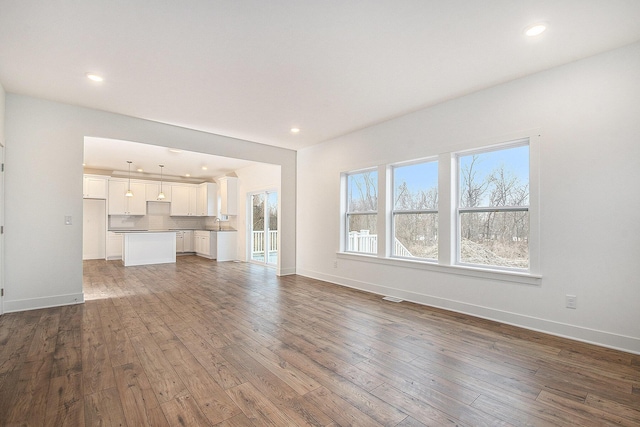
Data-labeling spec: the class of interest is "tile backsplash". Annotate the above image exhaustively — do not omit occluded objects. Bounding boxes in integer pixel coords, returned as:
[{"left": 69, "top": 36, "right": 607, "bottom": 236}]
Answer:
[{"left": 109, "top": 201, "right": 233, "bottom": 230}]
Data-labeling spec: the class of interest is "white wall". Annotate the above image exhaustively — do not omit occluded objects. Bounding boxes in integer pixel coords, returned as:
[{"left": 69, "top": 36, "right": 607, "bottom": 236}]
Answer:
[
  {"left": 235, "top": 163, "right": 281, "bottom": 262},
  {"left": 297, "top": 42, "right": 640, "bottom": 354},
  {"left": 0, "top": 82, "right": 5, "bottom": 141},
  {"left": 4, "top": 96, "right": 296, "bottom": 312},
  {"left": 0, "top": 82, "right": 5, "bottom": 315}
]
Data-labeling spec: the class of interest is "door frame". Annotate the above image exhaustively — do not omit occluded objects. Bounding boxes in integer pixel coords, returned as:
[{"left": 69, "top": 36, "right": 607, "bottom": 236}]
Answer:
[{"left": 247, "top": 189, "right": 278, "bottom": 267}]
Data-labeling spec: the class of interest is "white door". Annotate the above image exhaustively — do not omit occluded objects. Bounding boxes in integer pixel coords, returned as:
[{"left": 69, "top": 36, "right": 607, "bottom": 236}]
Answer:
[
  {"left": 83, "top": 199, "right": 106, "bottom": 260},
  {"left": 249, "top": 191, "right": 278, "bottom": 266}
]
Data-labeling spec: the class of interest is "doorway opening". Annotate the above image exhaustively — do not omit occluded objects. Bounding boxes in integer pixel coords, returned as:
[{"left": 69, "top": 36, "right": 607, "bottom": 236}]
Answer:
[{"left": 249, "top": 191, "right": 278, "bottom": 266}]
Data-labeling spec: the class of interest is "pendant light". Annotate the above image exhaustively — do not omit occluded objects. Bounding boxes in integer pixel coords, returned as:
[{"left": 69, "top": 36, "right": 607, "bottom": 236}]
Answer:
[
  {"left": 157, "top": 164, "right": 166, "bottom": 200},
  {"left": 125, "top": 161, "right": 134, "bottom": 197}
]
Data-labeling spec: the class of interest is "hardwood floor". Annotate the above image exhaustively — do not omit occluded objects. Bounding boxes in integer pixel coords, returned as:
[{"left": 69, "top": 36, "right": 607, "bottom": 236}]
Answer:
[{"left": 1, "top": 256, "right": 639, "bottom": 426}]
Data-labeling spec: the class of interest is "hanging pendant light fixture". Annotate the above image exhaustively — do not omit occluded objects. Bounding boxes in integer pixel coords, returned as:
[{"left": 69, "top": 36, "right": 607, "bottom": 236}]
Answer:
[
  {"left": 125, "top": 161, "right": 134, "bottom": 197},
  {"left": 157, "top": 164, "right": 166, "bottom": 200}
]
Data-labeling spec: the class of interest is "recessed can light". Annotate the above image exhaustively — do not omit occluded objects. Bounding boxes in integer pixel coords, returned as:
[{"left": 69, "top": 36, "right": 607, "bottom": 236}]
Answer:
[
  {"left": 185, "top": 173, "right": 191, "bottom": 177},
  {"left": 137, "top": 168, "right": 143, "bottom": 172},
  {"left": 169, "top": 148, "right": 182, "bottom": 153},
  {"left": 525, "top": 23, "right": 547, "bottom": 37},
  {"left": 201, "top": 166, "right": 208, "bottom": 170},
  {"left": 290, "top": 127, "right": 300, "bottom": 134},
  {"left": 86, "top": 72, "right": 104, "bottom": 82}
]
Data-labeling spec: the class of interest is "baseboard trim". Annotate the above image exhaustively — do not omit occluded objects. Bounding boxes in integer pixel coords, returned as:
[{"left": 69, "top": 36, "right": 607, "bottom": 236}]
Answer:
[
  {"left": 297, "top": 268, "right": 640, "bottom": 355},
  {"left": 4, "top": 293, "right": 85, "bottom": 313},
  {"left": 278, "top": 267, "right": 297, "bottom": 276}
]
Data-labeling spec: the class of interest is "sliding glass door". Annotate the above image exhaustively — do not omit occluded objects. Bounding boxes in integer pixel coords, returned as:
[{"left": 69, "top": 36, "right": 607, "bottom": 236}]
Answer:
[{"left": 250, "top": 191, "right": 278, "bottom": 266}]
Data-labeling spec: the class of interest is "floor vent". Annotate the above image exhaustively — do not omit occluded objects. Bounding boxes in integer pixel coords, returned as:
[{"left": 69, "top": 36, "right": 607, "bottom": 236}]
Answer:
[{"left": 382, "top": 296, "right": 403, "bottom": 303}]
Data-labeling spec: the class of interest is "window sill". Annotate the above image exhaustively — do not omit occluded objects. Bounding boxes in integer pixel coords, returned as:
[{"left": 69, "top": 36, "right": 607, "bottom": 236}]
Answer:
[{"left": 336, "top": 252, "right": 542, "bottom": 286}]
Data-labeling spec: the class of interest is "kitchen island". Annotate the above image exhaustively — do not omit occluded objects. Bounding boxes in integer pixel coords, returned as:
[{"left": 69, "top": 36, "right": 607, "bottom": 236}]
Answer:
[{"left": 119, "top": 231, "right": 177, "bottom": 266}]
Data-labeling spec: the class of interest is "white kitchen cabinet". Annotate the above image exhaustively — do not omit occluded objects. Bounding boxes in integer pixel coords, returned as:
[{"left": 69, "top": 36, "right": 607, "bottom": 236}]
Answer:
[
  {"left": 170, "top": 184, "right": 197, "bottom": 216},
  {"left": 146, "top": 182, "right": 172, "bottom": 202},
  {"left": 197, "top": 183, "right": 218, "bottom": 216},
  {"left": 108, "top": 180, "right": 146, "bottom": 215},
  {"left": 106, "top": 232, "right": 123, "bottom": 260},
  {"left": 83, "top": 175, "right": 108, "bottom": 199},
  {"left": 175, "top": 230, "right": 195, "bottom": 253},
  {"left": 175, "top": 231, "right": 184, "bottom": 253},
  {"left": 218, "top": 177, "right": 238, "bottom": 216},
  {"left": 194, "top": 230, "right": 212, "bottom": 258},
  {"left": 183, "top": 230, "right": 194, "bottom": 252}
]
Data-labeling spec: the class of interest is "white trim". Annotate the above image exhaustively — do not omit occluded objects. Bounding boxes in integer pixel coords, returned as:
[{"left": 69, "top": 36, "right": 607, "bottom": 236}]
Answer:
[
  {"left": 297, "top": 268, "right": 639, "bottom": 355},
  {"left": 247, "top": 189, "right": 279, "bottom": 267},
  {"left": 337, "top": 251, "right": 541, "bottom": 285},
  {"left": 4, "top": 292, "right": 85, "bottom": 313},
  {"left": 454, "top": 137, "right": 533, "bottom": 272},
  {"left": 340, "top": 131, "right": 541, "bottom": 275},
  {"left": 277, "top": 267, "right": 296, "bottom": 276}
]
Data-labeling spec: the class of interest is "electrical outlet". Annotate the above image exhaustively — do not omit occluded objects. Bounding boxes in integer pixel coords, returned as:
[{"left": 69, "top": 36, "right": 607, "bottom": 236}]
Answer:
[
  {"left": 566, "top": 295, "right": 577, "bottom": 309},
  {"left": 333, "top": 260, "right": 338, "bottom": 269}
]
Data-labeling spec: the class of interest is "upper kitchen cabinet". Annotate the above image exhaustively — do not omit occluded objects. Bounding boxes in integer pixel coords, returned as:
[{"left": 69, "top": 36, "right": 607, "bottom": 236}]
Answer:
[
  {"left": 170, "top": 184, "right": 197, "bottom": 216},
  {"left": 218, "top": 176, "right": 238, "bottom": 216},
  {"left": 108, "top": 179, "right": 146, "bottom": 215},
  {"left": 83, "top": 174, "right": 108, "bottom": 199},
  {"left": 146, "top": 182, "right": 172, "bottom": 202},
  {"left": 197, "top": 182, "right": 218, "bottom": 216}
]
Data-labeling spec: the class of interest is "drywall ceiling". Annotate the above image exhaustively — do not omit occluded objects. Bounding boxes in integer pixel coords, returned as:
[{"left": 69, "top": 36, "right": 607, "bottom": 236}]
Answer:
[
  {"left": 84, "top": 137, "right": 259, "bottom": 181},
  {"left": 2, "top": 1, "right": 640, "bottom": 150}
]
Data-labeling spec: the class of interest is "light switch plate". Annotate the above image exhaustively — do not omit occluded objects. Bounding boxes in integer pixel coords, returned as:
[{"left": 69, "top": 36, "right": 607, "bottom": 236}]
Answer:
[{"left": 65, "top": 216, "right": 72, "bottom": 225}]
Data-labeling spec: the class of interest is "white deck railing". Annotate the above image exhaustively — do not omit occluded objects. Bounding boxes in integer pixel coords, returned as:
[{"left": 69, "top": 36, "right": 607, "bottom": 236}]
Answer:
[
  {"left": 348, "top": 230, "right": 377, "bottom": 253},
  {"left": 394, "top": 239, "right": 412, "bottom": 257},
  {"left": 252, "top": 230, "right": 278, "bottom": 256},
  {"left": 251, "top": 230, "right": 411, "bottom": 258},
  {"left": 348, "top": 230, "right": 413, "bottom": 257}
]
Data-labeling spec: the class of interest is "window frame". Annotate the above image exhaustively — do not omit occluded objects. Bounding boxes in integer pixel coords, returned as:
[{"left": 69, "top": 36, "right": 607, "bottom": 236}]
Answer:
[
  {"left": 338, "top": 133, "right": 541, "bottom": 284},
  {"left": 454, "top": 138, "right": 531, "bottom": 272},
  {"left": 344, "top": 168, "right": 379, "bottom": 254},
  {"left": 390, "top": 158, "right": 439, "bottom": 261}
]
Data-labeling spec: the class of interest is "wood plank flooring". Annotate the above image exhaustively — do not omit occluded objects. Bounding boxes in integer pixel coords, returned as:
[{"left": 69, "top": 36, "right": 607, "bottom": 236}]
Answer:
[{"left": 1, "top": 256, "right": 639, "bottom": 426}]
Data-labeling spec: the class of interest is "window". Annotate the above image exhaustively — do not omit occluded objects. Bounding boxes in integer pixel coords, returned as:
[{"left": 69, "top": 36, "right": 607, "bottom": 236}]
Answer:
[
  {"left": 339, "top": 135, "right": 538, "bottom": 282},
  {"left": 457, "top": 141, "right": 529, "bottom": 270},
  {"left": 345, "top": 170, "right": 378, "bottom": 254},
  {"left": 392, "top": 160, "right": 438, "bottom": 259}
]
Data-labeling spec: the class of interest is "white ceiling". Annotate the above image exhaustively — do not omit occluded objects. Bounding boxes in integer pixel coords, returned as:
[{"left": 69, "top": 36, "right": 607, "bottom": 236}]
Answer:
[
  {"left": 2, "top": 1, "right": 640, "bottom": 152},
  {"left": 84, "top": 137, "right": 259, "bottom": 181}
]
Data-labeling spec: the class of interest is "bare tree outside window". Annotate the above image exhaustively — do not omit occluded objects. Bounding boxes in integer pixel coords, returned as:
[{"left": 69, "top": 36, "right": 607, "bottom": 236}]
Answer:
[{"left": 458, "top": 144, "right": 529, "bottom": 269}]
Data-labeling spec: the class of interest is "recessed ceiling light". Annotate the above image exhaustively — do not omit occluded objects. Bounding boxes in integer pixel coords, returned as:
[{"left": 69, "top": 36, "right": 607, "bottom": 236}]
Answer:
[
  {"left": 185, "top": 173, "right": 191, "bottom": 177},
  {"left": 137, "top": 168, "right": 143, "bottom": 172},
  {"left": 290, "top": 127, "right": 300, "bottom": 134},
  {"left": 201, "top": 166, "right": 208, "bottom": 170},
  {"left": 86, "top": 73, "right": 104, "bottom": 82},
  {"left": 524, "top": 23, "right": 547, "bottom": 37},
  {"left": 169, "top": 148, "right": 182, "bottom": 153}
]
